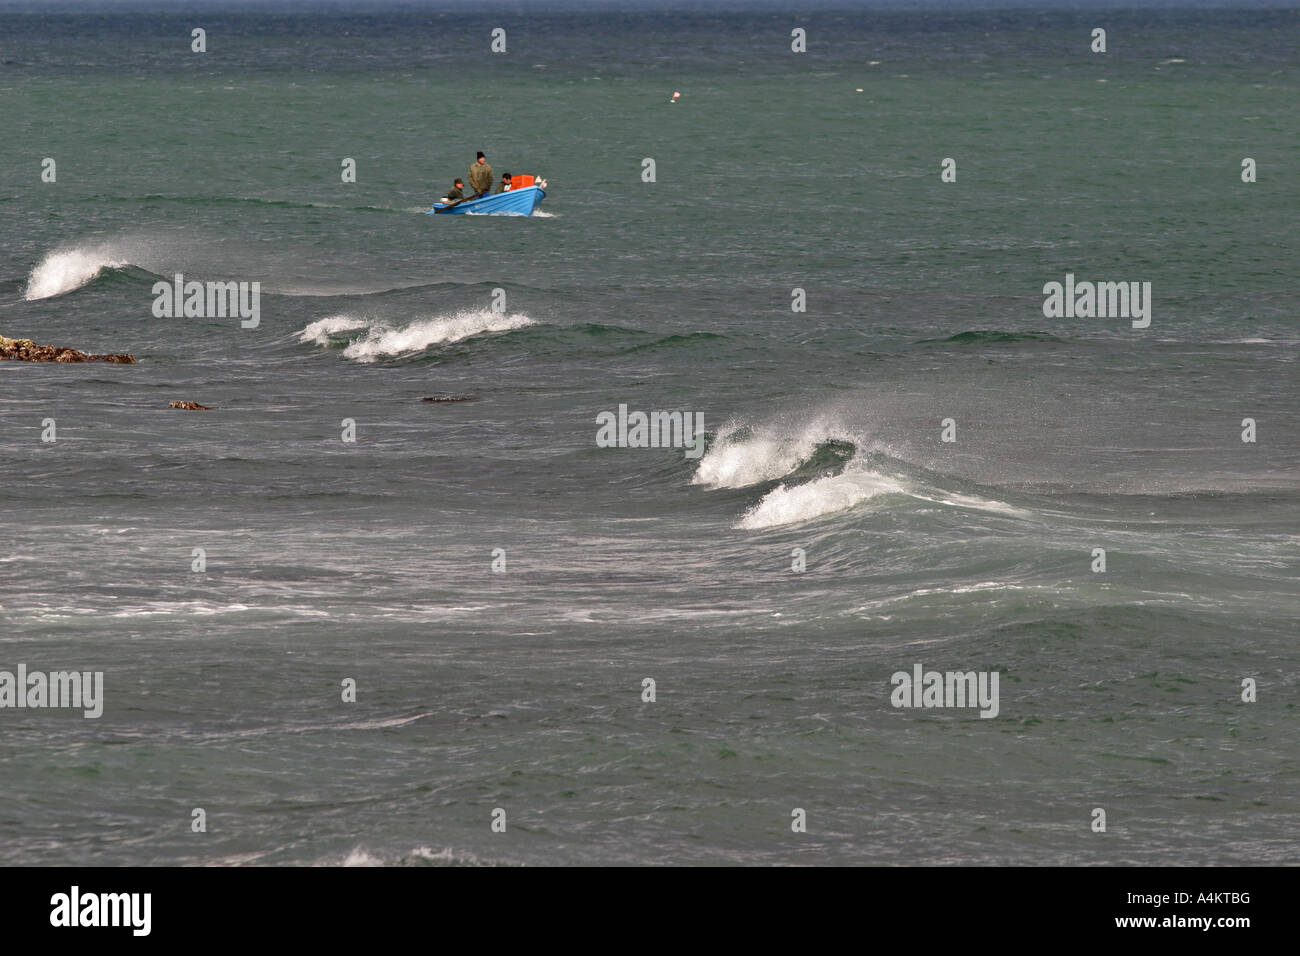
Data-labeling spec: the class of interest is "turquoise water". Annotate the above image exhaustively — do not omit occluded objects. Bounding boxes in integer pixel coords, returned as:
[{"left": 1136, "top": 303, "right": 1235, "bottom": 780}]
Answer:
[{"left": 0, "top": 2, "right": 1297, "bottom": 865}]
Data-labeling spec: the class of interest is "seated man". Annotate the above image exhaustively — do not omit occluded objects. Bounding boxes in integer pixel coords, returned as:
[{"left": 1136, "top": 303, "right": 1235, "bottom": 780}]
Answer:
[
  {"left": 441, "top": 178, "right": 466, "bottom": 203},
  {"left": 492, "top": 173, "right": 513, "bottom": 194}
]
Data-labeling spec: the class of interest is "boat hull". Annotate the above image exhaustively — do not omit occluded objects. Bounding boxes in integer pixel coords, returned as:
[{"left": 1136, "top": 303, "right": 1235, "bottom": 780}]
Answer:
[{"left": 429, "top": 186, "right": 546, "bottom": 216}]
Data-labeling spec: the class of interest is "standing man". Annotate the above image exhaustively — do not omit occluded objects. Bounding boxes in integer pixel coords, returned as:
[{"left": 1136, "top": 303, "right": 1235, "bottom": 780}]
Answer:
[{"left": 467, "top": 151, "right": 493, "bottom": 199}]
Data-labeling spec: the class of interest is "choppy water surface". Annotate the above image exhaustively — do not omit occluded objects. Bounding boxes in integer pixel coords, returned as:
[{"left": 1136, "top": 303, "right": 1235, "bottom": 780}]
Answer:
[{"left": 0, "top": 2, "right": 1296, "bottom": 865}]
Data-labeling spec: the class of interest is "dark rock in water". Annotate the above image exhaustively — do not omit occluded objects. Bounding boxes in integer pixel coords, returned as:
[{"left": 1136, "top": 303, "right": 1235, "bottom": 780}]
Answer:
[
  {"left": 169, "top": 401, "right": 212, "bottom": 410},
  {"left": 422, "top": 395, "right": 476, "bottom": 403},
  {"left": 0, "top": 334, "right": 136, "bottom": 364}
]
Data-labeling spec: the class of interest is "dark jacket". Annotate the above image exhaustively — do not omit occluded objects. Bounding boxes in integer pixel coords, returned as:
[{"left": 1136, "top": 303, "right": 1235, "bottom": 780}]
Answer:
[{"left": 444, "top": 185, "right": 465, "bottom": 201}]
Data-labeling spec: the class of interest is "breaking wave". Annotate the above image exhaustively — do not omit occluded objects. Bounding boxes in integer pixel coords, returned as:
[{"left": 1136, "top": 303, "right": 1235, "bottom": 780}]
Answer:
[
  {"left": 25, "top": 245, "right": 130, "bottom": 300},
  {"left": 691, "top": 419, "right": 857, "bottom": 490},
  {"left": 297, "top": 310, "right": 535, "bottom": 362},
  {"left": 736, "top": 466, "right": 906, "bottom": 530},
  {"left": 693, "top": 416, "right": 1027, "bottom": 530}
]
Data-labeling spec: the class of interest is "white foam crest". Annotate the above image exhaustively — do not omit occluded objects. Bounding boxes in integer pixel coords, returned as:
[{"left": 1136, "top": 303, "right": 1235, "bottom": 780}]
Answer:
[
  {"left": 695, "top": 414, "right": 1028, "bottom": 529},
  {"left": 296, "top": 314, "right": 370, "bottom": 345},
  {"left": 692, "top": 418, "right": 854, "bottom": 489},
  {"left": 25, "top": 245, "right": 128, "bottom": 300},
  {"left": 296, "top": 310, "right": 534, "bottom": 361},
  {"left": 736, "top": 467, "right": 905, "bottom": 530},
  {"left": 343, "top": 310, "right": 533, "bottom": 361}
]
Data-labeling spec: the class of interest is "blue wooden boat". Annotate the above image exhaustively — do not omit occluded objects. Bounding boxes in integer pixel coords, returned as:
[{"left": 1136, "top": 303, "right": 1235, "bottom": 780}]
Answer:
[{"left": 428, "top": 185, "right": 546, "bottom": 217}]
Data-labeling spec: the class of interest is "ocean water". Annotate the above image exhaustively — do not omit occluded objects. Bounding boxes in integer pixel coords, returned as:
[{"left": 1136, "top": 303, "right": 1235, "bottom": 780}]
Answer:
[{"left": 0, "top": 1, "right": 1297, "bottom": 866}]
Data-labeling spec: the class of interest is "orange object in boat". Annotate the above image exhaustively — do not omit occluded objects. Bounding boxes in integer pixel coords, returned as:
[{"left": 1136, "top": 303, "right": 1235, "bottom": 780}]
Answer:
[{"left": 509, "top": 175, "right": 535, "bottom": 189}]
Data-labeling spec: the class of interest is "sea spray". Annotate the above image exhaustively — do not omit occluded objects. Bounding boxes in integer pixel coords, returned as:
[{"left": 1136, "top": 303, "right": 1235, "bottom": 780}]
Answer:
[
  {"left": 692, "top": 418, "right": 858, "bottom": 489},
  {"left": 25, "top": 247, "right": 128, "bottom": 300}
]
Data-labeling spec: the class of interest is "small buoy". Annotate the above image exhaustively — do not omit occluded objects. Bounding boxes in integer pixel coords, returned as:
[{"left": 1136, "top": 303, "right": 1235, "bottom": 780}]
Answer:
[
  {"left": 855, "top": 88, "right": 863, "bottom": 92},
  {"left": 670, "top": 90, "right": 681, "bottom": 103}
]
